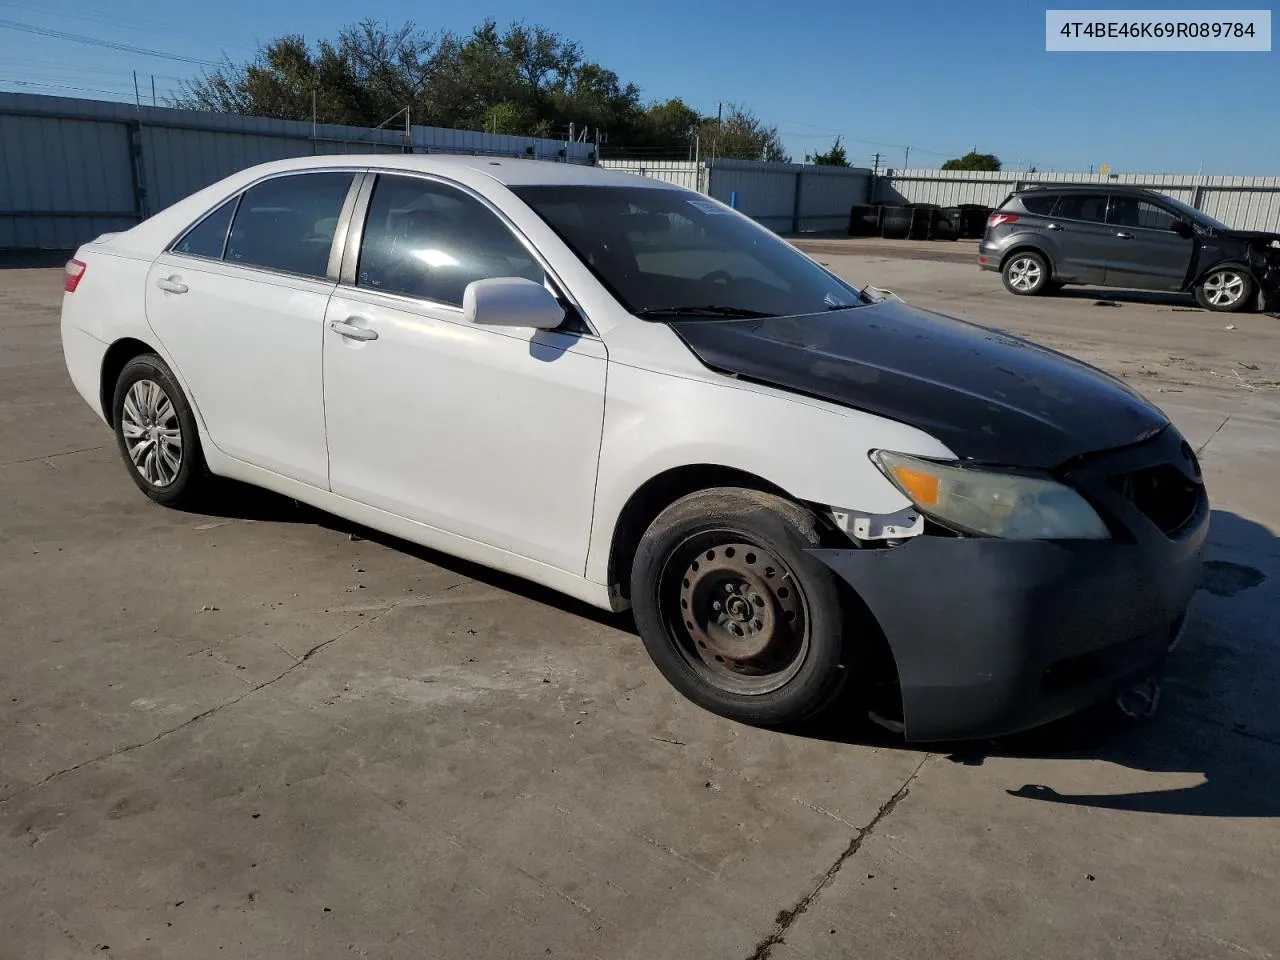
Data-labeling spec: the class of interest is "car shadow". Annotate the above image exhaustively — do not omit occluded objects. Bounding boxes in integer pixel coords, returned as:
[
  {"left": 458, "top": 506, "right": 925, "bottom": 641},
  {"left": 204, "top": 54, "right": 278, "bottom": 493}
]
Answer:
[
  {"left": 1053, "top": 287, "right": 1201, "bottom": 309},
  {"left": 188, "top": 478, "right": 638, "bottom": 635},
  {"left": 793, "top": 507, "right": 1279, "bottom": 818},
  {"left": 185, "top": 483, "right": 1278, "bottom": 817}
]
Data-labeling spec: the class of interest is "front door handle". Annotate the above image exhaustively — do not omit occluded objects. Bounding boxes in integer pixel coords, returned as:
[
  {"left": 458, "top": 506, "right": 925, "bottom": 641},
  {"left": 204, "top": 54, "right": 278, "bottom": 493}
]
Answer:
[
  {"left": 1046, "top": 222, "right": 1063, "bottom": 231},
  {"left": 155, "top": 276, "right": 188, "bottom": 294},
  {"left": 330, "top": 319, "right": 379, "bottom": 342},
  {"left": 1115, "top": 231, "right": 1134, "bottom": 240}
]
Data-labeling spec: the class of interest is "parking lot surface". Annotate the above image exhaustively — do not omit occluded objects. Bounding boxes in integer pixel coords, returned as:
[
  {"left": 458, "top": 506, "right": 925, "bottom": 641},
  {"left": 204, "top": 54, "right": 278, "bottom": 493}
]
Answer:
[{"left": 2, "top": 247, "right": 1278, "bottom": 959}]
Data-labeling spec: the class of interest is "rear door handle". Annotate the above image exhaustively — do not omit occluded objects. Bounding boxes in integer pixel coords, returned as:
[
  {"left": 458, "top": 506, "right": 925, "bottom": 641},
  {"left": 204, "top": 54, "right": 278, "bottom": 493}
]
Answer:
[
  {"left": 1115, "top": 231, "right": 1134, "bottom": 239},
  {"left": 155, "top": 276, "right": 188, "bottom": 294},
  {"left": 330, "top": 319, "right": 379, "bottom": 342},
  {"left": 1046, "top": 223, "right": 1063, "bottom": 231}
]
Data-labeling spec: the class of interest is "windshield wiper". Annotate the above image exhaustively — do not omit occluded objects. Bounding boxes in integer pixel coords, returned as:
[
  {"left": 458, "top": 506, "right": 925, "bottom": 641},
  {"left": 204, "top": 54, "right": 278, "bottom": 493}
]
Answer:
[{"left": 633, "top": 305, "right": 777, "bottom": 319}]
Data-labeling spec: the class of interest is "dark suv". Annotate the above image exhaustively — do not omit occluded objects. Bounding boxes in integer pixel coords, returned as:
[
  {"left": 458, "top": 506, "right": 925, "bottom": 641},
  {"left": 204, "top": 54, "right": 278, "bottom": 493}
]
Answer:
[{"left": 979, "top": 185, "right": 1279, "bottom": 312}]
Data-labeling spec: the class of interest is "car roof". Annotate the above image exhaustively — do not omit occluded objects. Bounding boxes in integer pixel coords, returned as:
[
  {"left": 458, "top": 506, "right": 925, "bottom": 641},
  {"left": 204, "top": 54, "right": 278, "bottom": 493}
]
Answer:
[
  {"left": 1016, "top": 183, "right": 1161, "bottom": 197},
  {"left": 221, "top": 152, "right": 673, "bottom": 190}
]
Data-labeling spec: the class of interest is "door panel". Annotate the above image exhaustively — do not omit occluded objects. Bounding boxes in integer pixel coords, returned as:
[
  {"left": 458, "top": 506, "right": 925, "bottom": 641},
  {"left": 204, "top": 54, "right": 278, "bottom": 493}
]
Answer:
[
  {"left": 145, "top": 255, "right": 334, "bottom": 487},
  {"left": 1046, "top": 193, "right": 1114, "bottom": 283},
  {"left": 142, "top": 170, "right": 358, "bottom": 488},
  {"left": 323, "top": 289, "right": 606, "bottom": 573},
  {"left": 1103, "top": 196, "right": 1194, "bottom": 290}
]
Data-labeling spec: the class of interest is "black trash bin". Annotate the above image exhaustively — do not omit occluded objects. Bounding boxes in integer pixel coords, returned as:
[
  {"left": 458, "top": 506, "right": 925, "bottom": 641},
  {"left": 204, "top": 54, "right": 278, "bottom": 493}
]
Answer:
[
  {"left": 880, "top": 206, "right": 912, "bottom": 239},
  {"left": 847, "top": 204, "right": 879, "bottom": 236}
]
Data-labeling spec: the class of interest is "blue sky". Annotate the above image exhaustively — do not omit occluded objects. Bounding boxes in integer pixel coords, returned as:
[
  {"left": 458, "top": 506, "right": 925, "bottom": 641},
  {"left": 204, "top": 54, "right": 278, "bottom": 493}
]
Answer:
[{"left": 0, "top": 0, "right": 1275, "bottom": 174}]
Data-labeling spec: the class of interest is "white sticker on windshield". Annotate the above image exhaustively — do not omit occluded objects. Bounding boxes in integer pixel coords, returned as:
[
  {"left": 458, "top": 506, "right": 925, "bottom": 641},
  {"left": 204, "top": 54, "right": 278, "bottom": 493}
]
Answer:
[{"left": 687, "top": 199, "right": 729, "bottom": 215}]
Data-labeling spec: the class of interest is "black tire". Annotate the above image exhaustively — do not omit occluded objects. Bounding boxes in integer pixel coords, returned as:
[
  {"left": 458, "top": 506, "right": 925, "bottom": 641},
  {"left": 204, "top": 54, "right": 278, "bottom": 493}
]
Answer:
[
  {"left": 1001, "top": 250, "right": 1050, "bottom": 296},
  {"left": 630, "top": 488, "right": 850, "bottom": 727},
  {"left": 112, "top": 353, "right": 209, "bottom": 508},
  {"left": 1194, "top": 267, "right": 1254, "bottom": 312}
]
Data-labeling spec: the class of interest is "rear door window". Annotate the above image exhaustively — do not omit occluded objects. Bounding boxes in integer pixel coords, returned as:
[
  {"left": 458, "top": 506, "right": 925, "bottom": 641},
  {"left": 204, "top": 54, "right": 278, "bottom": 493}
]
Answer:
[
  {"left": 1053, "top": 194, "right": 1109, "bottom": 223},
  {"left": 224, "top": 172, "right": 355, "bottom": 279},
  {"left": 1019, "top": 193, "right": 1057, "bottom": 215}
]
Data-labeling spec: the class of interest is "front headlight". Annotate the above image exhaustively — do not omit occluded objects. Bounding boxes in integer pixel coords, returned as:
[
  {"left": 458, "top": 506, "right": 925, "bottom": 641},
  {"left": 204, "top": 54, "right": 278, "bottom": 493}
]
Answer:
[{"left": 871, "top": 451, "right": 1110, "bottom": 540}]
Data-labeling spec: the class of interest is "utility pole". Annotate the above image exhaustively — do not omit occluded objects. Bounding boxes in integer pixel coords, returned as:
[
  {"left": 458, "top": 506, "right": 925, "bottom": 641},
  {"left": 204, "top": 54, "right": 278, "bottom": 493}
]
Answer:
[
  {"left": 903, "top": 146, "right": 911, "bottom": 168},
  {"left": 872, "top": 152, "right": 881, "bottom": 176},
  {"left": 132, "top": 70, "right": 140, "bottom": 108},
  {"left": 150, "top": 74, "right": 156, "bottom": 107},
  {"left": 311, "top": 87, "right": 317, "bottom": 143}
]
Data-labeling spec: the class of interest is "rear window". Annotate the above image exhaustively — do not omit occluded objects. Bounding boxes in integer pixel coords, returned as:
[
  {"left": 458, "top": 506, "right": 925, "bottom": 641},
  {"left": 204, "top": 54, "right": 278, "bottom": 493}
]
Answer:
[
  {"left": 1019, "top": 193, "right": 1057, "bottom": 216},
  {"left": 1054, "top": 194, "right": 1109, "bottom": 223},
  {"left": 172, "top": 197, "right": 237, "bottom": 259}
]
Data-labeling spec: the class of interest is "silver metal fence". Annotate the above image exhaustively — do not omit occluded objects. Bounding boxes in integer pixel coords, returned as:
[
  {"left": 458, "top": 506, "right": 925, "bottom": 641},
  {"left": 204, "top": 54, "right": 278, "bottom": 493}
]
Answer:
[{"left": 1, "top": 92, "right": 595, "bottom": 250}]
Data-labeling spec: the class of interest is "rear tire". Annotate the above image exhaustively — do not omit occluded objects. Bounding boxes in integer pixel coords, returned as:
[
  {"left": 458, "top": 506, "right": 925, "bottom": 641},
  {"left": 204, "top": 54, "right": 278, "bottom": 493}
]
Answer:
[
  {"left": 630, "top": 488, "right": 850, "bottom": 727},
  {"left": 112, "top": 353, "right": 209, "bottom": 508},
  {"left": 1002, "top": 251, "right": 1050, "bottom": 296},
  {"left": 1194, "top": 268, "right": 1254, "bottom": 312}
]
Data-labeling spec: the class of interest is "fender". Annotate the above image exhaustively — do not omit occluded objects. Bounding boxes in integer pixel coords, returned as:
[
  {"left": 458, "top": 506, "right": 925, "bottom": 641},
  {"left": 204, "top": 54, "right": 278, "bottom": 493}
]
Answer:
[{"left": 583, "top": 360, "right": 956, "bottom": 587}]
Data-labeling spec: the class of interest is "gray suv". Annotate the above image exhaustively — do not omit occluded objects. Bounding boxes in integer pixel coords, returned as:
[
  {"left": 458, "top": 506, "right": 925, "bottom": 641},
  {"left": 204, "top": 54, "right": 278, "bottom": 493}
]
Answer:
[{"left": 979, "top": 185, "right": 1279, "bottom": 313}]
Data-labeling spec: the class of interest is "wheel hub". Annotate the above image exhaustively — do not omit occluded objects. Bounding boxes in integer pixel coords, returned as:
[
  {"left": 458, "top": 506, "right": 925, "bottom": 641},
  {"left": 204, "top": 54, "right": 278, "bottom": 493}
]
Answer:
[{"left": 675, "top": 541, "right": 806, "bottom": 685}]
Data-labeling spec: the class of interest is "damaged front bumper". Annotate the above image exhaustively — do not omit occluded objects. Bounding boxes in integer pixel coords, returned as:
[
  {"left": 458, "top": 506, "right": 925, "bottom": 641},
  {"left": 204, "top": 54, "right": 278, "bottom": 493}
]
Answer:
[{"left": 812, "top": 428, "right": 1209, "bottom": 742}]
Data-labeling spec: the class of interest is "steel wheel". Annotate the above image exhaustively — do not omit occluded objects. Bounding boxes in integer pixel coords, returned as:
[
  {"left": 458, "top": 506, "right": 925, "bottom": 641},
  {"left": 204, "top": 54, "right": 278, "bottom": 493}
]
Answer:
[
  {"left": 663, "top": 535, "right": 810, "bottom": 696},
  {"left": 1201, "top": 270, "right": 1246, "bottom": 307},
  {"left": 120, "top": 379, "right": 183, "bottom": 487},
  {"left": 1007, "top": 256, "right": 1042, "bottom": 292}
]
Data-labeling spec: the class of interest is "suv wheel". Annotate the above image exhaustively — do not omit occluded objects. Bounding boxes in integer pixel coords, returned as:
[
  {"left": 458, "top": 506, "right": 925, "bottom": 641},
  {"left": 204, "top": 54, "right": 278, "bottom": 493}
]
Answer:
[
  {"left": 1195, "top": 268, "right": 1253, "bottom": 312},
  {"left": 1002, "top": 252, "right": 1050, "bottom": 296}
]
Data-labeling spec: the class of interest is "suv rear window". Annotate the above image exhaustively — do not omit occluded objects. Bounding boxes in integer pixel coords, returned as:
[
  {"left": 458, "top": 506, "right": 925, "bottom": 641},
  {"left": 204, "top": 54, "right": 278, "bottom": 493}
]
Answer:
[
  {"left": 1054, "top": 194, "right": 1109, "bottom": 223},
  {"left": 1019, "top": 193, "right": 1057, "bottom": 215}
]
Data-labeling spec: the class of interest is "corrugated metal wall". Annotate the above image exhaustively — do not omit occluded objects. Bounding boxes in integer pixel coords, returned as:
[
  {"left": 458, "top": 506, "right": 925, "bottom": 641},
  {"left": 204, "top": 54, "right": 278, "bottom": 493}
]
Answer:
[
  {"left": 877, "top": 169, "right": 1280, "bottom": 232},
  {"left": 0, "top": 92, "right": 595, "bottom": 250},
  {"left": 600, "top": 159, "right": 872, "bottom": 233},
  {"left": 598, "top": 160, "right": 705, "bottom": 192}
]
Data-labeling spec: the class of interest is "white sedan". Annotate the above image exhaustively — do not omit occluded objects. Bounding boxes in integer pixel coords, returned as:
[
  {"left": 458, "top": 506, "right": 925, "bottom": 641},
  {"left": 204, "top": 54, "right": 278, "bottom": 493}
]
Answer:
[{"left": 61, "top": 155, "right": 1207, "bottom": 738}]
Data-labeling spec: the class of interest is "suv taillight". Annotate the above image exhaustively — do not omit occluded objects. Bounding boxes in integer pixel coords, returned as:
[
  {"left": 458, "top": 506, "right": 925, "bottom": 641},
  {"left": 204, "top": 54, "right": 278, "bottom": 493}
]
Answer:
[
  {"left": 987, "top": 213, "right": 1019, "bottom": 228},
  {"left": 64, "top": 259, "right": 86, "bottom": 293}
]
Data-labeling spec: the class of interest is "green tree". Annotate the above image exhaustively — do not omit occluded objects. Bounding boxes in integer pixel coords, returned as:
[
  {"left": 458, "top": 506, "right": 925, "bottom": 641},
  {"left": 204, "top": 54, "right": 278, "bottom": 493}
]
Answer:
[
  {"left": 941, "top": 150, "right": 1002, "bottom": 171},
  {"left": 806, "top": 137, "right": 849, "bottom": 166},
  {"left": 179, "top": 20, "right": 786, "bottom": 161},
  {"left": 701, "top": 104, "right": 789, "bottom": 162}
]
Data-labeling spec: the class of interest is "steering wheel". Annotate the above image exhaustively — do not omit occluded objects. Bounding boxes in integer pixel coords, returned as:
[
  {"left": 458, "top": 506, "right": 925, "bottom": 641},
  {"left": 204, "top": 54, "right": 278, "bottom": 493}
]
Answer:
[{"left": 700, "top": 270, "right": 733, "bottom": 284}]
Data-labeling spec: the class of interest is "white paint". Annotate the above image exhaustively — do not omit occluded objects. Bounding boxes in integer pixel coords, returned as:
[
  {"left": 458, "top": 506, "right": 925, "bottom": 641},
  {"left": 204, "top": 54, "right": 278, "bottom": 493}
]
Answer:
[{"left": 61, "top": 154, "right": 953, "bottom": 613}]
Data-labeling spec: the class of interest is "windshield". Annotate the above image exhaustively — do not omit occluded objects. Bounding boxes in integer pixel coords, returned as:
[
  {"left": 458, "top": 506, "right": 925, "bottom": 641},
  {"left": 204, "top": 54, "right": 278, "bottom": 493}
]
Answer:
[
  {"left": 1161, "top": 194, "right": 1230, "bottom": 232},
  {"left": 511, "top": 185, "right": 862, "bottom": 319}
]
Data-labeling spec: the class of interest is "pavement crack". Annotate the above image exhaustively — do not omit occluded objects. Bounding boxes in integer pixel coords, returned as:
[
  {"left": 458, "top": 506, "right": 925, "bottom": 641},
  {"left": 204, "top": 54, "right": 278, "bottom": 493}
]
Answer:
[
  {"left": 0, "top": 444, "right": 108, "bottom": 468},
  {"left": 0, "top": 587, "right": 445, "bottom": 805},
  {"left": 744, "top": 753, "right": 932, "bottom": 960},
  {"left": 1195, "top": 414, "right": 1231, "bottom": 460}
]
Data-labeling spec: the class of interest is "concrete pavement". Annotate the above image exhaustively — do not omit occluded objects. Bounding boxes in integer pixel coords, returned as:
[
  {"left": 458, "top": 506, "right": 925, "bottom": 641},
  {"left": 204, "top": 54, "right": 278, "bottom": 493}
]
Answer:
[{"left": 1, "top": 255, "right": 1277, "bottom": 959}]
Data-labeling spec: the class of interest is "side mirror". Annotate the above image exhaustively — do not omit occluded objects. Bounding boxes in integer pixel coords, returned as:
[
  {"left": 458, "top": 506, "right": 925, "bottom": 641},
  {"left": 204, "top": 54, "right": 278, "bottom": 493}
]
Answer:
[
  {"left": 463, "top": 277, "right": 565, "bottom": 330},
  {"left": 1173, "top": 220, "right": 1194, "bottom": 238}
]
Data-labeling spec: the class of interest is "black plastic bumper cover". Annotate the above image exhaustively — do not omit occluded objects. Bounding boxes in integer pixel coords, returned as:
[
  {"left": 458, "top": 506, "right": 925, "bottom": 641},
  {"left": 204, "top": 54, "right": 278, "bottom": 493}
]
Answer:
[{"left": 812, "top": 430, "right": 1209, "bottom": 741}]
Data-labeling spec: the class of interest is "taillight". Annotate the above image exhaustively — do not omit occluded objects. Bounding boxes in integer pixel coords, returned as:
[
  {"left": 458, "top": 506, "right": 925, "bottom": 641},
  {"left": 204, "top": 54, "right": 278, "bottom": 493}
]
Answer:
[
  {"left": 64, "top": 259, "right": 86, "bottom": 293},
  {"left": 987, "top": 213, "right": 1019, "bottom": 228}
]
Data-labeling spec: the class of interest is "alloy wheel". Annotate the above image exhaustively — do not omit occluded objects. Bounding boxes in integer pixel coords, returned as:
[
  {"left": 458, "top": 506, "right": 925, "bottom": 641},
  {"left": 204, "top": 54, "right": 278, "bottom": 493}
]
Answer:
[
  {"left": 1007, "top": 257, "right": 1042, "bottom": 292},
  {"left": 1202, "top": 270, "right": 1245, "bottom": 307},
  {"left": 121, "top": 379, "right": 183, "bottom": 487}
]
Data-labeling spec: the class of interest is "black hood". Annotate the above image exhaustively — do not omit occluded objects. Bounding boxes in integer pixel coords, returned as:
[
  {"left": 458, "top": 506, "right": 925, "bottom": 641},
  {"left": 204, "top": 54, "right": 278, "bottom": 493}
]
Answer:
[{"left": 670, "top": 301, "right": 1169, "bottom": 470}]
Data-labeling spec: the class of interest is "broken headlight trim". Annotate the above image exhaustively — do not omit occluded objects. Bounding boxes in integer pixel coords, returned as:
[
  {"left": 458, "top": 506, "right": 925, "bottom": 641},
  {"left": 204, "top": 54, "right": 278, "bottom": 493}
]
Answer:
[{"left": 870, "top": 450, "right": 1110, "bottom": 540}]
